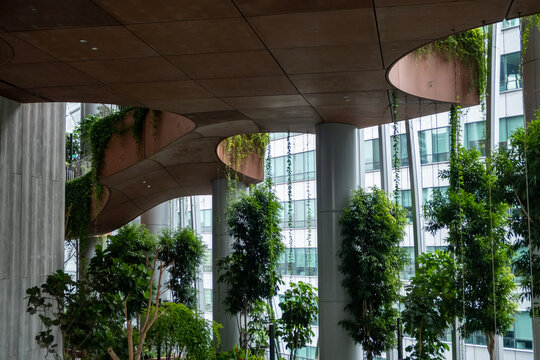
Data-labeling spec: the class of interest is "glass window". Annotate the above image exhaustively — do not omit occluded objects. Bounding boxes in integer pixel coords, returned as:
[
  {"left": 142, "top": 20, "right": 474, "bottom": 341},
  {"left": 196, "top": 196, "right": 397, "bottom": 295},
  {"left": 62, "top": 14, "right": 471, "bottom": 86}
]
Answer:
[
  {"left": 400, "top": 247, "right": 415, "bottom": 280},
  {"left": 202, "top": 250, "right": 212, "bottom": 272},
  {"left": 391, "top": 134, "right": 409, "bottom": 166},
  {"left": 426, "top": 246, "right": 447, "bottom": 253},
  {"left": 400, "top": 190, "right": 413, "bottom": 222},
  {"left": 502, "top": 18, "right": 519, "bottom": 29},
  {"left": 423, "top": 186, "right": 449, "bottom": 204},
  {"left": 365, "top": 138, "right": 381, "bottom": 171},
  {"left": 419, "top": 127, "right": 450, "bottom": 164},
  {"left": 500, "top": 52, "right": 522, "bottom": 92},
  {"left": 281, "top": 199, "right": 316, "bottom": 229},
  {"left": 503, "top": 312, "right": 533, "bottom": 349},
  {"left": 465, "top": 121, "right": 486, "bottom": 155},
  {"left": 278, "top": 248, "right": 318, "bottom": 276},
  {"left": 200, "top": 209, "right": 212, "bottom": 233},
  {"left": 499, "top": 115, "right": 523, "bottom": 148},
  {"left": 204, "top": 289, "right": 212, "bottom": 312},
  {"left": 270, "top": 151, "right": 315, "bottom": 184}
]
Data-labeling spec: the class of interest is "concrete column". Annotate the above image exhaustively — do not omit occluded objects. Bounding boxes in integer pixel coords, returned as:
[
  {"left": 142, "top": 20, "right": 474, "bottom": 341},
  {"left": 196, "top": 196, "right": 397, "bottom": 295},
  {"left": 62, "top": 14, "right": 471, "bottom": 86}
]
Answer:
[
  {"left": 212, "top": 178, "right": 246, "bottom": 351},
  {"left": 522, "top": 18, "right": 540, "bottom": 360},
  {"left": 141, "top": 201, "right": 172, "bottom": 301},
  {"left": 0, "top": 97, "right": 65, "bottom": 359},
  {"left": 140, "top": 201, "right": 171, "bottom": 235},
  {"left": 316, "top": 123, "right": 362, "bottom": 360}
]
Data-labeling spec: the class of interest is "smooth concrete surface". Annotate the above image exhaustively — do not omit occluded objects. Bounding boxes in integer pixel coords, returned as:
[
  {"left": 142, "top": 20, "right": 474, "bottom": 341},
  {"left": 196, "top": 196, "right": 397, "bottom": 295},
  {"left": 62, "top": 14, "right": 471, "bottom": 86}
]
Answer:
[
  {"left": 0, "top": 97, "right": 65, "bottom": 359},
  {"left": 212, "top": 178, "right": 246, "bottom": 351},
  {"left": 316, "top": 123, "right": 362, "bottom": 360},
  {"left": 140, "top": 201, "right": 171, "bottom": 235}
]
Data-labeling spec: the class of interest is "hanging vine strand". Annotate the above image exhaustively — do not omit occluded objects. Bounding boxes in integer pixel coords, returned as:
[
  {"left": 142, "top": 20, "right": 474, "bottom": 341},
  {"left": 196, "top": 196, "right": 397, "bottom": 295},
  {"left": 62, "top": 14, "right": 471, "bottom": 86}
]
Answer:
[
  {"left": 391, "top": 91, "right": 401, "bottom": 207},
  {"left": 287, "top": 132, "right": 294, "bottom": 277},
  {"left": 306, "top": 136, "right": 313, "bottom": 279}
]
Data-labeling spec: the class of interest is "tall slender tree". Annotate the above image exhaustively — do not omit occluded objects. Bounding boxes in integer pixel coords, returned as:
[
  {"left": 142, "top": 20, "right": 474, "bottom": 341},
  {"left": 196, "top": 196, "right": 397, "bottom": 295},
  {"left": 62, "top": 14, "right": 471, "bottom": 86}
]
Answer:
[
  {"left": 218, "top": 184, "right": 284, "bottom": 358},
  {"left": 339, "top": 187, "right": 408, "bottom": 360}
]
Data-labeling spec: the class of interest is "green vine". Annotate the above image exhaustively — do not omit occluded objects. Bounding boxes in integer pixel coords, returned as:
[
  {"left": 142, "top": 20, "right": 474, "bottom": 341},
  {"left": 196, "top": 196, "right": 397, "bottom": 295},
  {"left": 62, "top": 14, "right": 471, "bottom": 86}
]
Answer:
[
  {"left": 287, "top": 132, "right": 294, "bottom": 276},
  {"left": 66, "top": 107, "right": 161, "bottom": 240},
  {"left": 65, "top": 173, "right": 93, "bottom": 241},
  {"left": 521, "top": 15, "right": 540, "bottom": 56},
  {"left": 223, "top": 133, "right": 270, "bottom": 198},
  {"left": 391, "top": 91, "right": 401, "bottom": 206},
  {"left": 416, "top": 28, "right": 487, "bottom": 97}
]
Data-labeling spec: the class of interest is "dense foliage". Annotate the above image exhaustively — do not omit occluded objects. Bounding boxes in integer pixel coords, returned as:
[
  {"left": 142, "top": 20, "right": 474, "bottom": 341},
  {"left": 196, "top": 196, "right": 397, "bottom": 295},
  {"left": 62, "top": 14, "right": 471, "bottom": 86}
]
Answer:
[
  {"left": 424, "top": 105, "right": 517, "bottom": 360},
  {"left": 148, "top": 302, "right": 220, "bottom": 360},
  {"left": 338, "top": 187, "right": 408, "bottom": 360},
  {"left": 495, "top": 111, "right": 540, "bottom": 310},
  {"left": 402, "top": 251, "right": 458, "bottom": 360},
  {"left": 277, "top": 281, "right": 318, "bottom": 360},
  {"left": 65, "top": 173, "right": 93, "bottom": 240},
  {"left": 27, "top": 224, "right": 167, "bottom": 360},
  {"left": 159, "top": 227, "right": 205, "bottom": 309},
  {"left": 218, "top": 184, "right": 284, "bottom": 358}
]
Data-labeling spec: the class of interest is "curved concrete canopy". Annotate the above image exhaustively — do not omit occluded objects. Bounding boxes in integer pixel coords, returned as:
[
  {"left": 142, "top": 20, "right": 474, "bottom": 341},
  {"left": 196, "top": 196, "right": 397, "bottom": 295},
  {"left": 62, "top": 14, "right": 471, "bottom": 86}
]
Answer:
[
  {"left": 88, "top": 109, "right": 264, "bottom": 235},
  {"left": 0, "top": 1, "right": 538, "bottom": 131}
]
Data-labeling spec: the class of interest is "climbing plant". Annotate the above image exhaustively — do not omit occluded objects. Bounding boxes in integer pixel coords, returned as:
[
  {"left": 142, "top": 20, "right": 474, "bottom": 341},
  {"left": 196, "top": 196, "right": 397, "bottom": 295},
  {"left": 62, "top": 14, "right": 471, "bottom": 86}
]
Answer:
[
  {"left": 65, "top": 173, "right": 93, "bottom": 241},
  {"left": 64, "top": 107, "right": 164, "bottom": 240},
  {"left": 521, "top": 14, "right": 540, "bottom": 55}
]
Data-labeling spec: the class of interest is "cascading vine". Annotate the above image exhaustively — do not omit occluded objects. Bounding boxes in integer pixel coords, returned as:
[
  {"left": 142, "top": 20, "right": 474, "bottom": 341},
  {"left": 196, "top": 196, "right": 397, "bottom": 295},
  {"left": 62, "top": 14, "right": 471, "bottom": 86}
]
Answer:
[
  {"left": 391, "top": 91, "right": 401, "bottom": 206},
  {"left": 287, "top": 132, "right": 294, "bottom": 277},
  {"left": 306, "top": 150, "right": 313, "bottom": 278}
]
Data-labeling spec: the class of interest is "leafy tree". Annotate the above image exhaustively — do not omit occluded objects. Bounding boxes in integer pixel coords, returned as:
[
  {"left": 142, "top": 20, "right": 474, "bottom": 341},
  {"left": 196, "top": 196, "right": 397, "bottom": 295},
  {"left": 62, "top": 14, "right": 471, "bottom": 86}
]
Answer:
[
  {"left": 148, "top": 302, "right": 220, "bottom": 360},
  {"left": 218, "top": 184, "right": 284, "bottom": 359},
  {"left": 425, "top": 145, "right": 517, "bottom": 360},
  {"left": 27, "top": 223, "right": 169, "bottom": 360},
  {"left": 277, "top": 281, "right": 318, "bottom": 360},
  {"left": 402, "top": 250, "right": 458, "bottom": 360},
  {"left": 159, "top": 227, "right": 205, "bottom": 309},
  {"left": 338, "top": 187, "right": 408, "bottom": 360},
  {"left": 494, "top": 112, "right": 540, "bottom": 309}
]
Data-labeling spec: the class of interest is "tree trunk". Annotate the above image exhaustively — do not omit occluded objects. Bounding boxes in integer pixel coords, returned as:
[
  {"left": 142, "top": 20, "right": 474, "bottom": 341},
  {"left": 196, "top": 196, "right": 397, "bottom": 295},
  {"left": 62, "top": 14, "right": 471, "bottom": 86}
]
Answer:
[
  {"left": 485, "top": 331, "right": 495, "bottom": 360},
  {"left": 244, "top": 309, "right": 249, "bottom": 360}
]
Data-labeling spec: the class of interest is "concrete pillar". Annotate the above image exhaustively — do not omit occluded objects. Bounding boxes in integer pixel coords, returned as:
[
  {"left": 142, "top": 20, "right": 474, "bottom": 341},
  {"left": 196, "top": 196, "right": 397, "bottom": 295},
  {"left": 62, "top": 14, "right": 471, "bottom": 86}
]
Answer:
[
  {"left": 316, "top": 123, "right": 362, "bottom": 360},
  {"left": 522, "top": 18, "right": 540, "bottom": 360},
  {"left": 0, "top": 97, "right": 65, "bottom": 359},
  {"left": 141, "top": 202, "right": 172, "bottom": 301},
  {"left": 212, "top": 178, "right": 246, "bottom": 351},
  {"left": 140, "top": 201, "right": 171, "bottom": 235}
]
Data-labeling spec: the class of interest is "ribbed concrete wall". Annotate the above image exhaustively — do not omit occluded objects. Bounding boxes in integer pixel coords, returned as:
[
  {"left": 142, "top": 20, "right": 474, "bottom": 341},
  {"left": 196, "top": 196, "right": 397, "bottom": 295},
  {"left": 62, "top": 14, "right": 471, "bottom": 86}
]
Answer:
[{"left": 0, "top": 97, "right": 65, "bottom": 360}]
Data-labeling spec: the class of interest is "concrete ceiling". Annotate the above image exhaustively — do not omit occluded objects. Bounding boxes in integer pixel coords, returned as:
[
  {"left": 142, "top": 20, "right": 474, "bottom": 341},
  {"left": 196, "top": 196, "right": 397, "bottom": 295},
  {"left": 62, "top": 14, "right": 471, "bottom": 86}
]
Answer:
[{"left": 1, "top": 0, "right": 539, "bottom": 133}]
